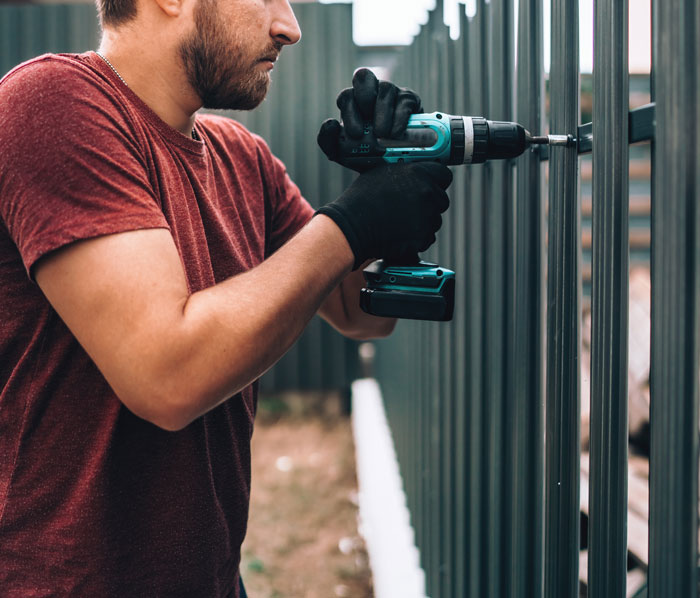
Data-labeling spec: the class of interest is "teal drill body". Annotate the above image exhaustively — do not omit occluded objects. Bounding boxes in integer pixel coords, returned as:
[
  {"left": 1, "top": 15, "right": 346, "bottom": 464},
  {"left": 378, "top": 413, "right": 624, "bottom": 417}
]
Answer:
[{"left": 336, "top": 111, "right": 532, "bottom": 172}]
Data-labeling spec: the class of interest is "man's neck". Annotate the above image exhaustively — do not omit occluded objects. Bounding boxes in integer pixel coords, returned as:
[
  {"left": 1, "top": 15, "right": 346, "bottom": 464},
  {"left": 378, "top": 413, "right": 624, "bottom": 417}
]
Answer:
[{"left": 98, "top": 29, "right": 201, "bottom": 137}]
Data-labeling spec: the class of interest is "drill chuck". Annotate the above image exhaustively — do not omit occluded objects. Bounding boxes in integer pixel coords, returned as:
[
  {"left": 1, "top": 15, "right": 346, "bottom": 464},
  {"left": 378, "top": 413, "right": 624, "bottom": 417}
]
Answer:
[
  {"left": 420, "top": 115, "right": 529, "bottom": 164},
  {"left": 465, "top": 117, "right": 529, "bottom": 163}
]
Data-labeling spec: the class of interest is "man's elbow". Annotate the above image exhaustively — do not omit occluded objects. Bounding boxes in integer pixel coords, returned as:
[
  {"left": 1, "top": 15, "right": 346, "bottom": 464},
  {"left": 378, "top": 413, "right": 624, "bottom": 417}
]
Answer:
[
  {"left": 119, "top": 390, "right": 194, "bottom": 432},
  {"left": 115, "top": 375, "right": 207, "bottom": 432}
]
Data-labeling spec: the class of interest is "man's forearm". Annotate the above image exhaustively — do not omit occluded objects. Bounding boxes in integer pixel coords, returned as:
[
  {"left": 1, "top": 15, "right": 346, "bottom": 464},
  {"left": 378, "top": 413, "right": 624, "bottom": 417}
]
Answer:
[{"left": 170, "top": 215, "right": 355, "bottom": 424}]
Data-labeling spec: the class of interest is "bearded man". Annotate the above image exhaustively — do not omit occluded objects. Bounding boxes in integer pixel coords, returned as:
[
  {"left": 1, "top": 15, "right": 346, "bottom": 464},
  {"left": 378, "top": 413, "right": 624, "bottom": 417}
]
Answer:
[{"left": 0, "top": 0, "right": 451, "bottom": 595}]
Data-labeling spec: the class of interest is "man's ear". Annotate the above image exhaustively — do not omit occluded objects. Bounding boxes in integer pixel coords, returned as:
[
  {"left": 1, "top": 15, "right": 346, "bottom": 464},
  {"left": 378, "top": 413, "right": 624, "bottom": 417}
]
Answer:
[{"left": 151, "top": 0, "right": 186, "bottom": 18}]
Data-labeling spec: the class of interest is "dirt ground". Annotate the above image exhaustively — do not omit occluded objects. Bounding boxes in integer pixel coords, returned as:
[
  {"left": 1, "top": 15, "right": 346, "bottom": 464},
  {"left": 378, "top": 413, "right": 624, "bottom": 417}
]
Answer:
[{"left": 240, "top": 393, "right": 374, "bottom": 598}]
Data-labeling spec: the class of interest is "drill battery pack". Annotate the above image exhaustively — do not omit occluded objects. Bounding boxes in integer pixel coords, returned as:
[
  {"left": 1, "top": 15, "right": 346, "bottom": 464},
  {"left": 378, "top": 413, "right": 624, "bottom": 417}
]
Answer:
[{"left": 360, "top": 260, "right": 456, "bottom": 322}]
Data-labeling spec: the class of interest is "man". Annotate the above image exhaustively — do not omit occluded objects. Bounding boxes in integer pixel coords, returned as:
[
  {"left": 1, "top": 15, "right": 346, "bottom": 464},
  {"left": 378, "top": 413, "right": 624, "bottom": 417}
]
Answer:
[{"left": 0, "top": 0, "right": 451, "bottom": 595}]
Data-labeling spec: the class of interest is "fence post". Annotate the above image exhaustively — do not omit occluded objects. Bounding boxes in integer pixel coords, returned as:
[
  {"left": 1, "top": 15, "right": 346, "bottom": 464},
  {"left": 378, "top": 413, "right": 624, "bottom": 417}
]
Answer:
[
  {"left": 483, "top": 1, "right": 514, "bottom": 597},
  {"left": 462, "top": 5, "right": 488, "bottom": 596},
  {"left": 512, "top": 0, "right": 545, "bottom": 596},
  {"left": 587, "top": 0, "right": 630, "bottom": 594},
  {"left": 649, "top": 0, "right": 700, "bottom": 595},
  {"left": 544, "top": 0, "right": 581, "bottom": 594},
  {"left": 451, "top": 9, "right": 470, "bottom": 598}
]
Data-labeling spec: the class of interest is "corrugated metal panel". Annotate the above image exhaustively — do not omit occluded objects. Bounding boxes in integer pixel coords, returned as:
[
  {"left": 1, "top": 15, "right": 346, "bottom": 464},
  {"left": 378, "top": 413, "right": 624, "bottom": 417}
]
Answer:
[
  {"left": 0, "top": 4, "right": 99, "bottom": 77},
  {"left": 0, "top": 2, "right": 359, "bottom": 393}
]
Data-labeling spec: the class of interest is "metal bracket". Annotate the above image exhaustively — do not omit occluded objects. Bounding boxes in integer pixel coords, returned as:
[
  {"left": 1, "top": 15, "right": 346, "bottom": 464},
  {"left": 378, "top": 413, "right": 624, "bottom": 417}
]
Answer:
[{"left": 539, "top": 102, "right": 656, "bottom": 160}]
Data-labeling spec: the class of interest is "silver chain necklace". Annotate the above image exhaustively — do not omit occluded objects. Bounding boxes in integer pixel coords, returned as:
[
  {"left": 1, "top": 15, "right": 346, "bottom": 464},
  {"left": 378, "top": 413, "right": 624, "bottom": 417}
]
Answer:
[{"left": 95, "top": 51, "right": 200, "bottom": 141}]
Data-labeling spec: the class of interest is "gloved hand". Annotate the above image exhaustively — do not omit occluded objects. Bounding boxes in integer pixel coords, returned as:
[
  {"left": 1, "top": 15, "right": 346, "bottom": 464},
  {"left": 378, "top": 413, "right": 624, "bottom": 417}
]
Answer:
[
  {"left": 317, "top": 68, "right": 423, "bottom": 172},
  {"left": 316, "top": 161, "right": 452, "bottom": 270}
]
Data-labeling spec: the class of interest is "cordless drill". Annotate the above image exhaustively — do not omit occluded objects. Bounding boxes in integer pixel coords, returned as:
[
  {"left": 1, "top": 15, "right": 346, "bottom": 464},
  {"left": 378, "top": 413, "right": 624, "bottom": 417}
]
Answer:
[{"left": 335, "top": 112, "right": 573, "bottom": 322}]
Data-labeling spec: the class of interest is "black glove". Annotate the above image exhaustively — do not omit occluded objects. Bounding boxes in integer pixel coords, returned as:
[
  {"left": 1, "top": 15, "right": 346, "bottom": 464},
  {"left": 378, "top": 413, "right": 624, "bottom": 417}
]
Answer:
[
  {"left": 316, "top": 162, "right": 452, "bottom": 269},
  {"left": 318, "top": 68, "right": 423, "bottom": 172}
]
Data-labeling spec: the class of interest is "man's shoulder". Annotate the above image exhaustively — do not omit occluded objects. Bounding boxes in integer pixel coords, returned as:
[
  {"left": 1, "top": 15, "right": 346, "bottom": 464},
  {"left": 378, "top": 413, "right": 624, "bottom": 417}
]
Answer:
[
  {"left": 0, "top": 53, "right": 116, "bottom": 126},
  {"left": 1, "top": 52, "right": 98, "bottom": 92}
]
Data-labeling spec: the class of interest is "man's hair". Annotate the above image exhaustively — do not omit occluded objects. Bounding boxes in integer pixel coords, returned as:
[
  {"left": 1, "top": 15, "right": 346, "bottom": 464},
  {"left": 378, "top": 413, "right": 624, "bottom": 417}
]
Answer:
[{"left": 95, "top": 0, "right": 138, "bottom": 27}]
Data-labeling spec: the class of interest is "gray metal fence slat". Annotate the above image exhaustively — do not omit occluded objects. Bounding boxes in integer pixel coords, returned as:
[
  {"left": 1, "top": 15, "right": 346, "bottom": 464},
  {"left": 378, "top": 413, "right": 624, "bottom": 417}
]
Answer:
[
  {"left": 486, "top": 1, "right": 517, "bottom": 591},
  {"left": 483, "top": 0, "right": 514, "bottom": 595},
  {"left": 463, "top": 6, "right": 487, "bottom": 594},
  {"left": 426, "top": 12, "right": 444, "bottom": 595},
  {"left": 649, "top": 0, "right": 700, "bottom": 596},
  {"left": 453, "top": 11, "right": 470, "bottom": 598},
  {"left": 439, "top": 21, "right": 458, "bottom": 598},
  {"left": 588, "top": 0, "right": 630, "bottom": 594},
  {"left": 511, "top": 0, "right": 545, "bottom": 596},
  {"left": 544, "top": 0, "right": 581, "bottom": 596}
]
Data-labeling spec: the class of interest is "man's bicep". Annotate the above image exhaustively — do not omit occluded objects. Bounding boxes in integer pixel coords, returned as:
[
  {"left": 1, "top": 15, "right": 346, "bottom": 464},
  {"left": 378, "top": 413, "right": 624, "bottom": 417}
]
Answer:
[{"left": 34, "top": 228, "right": 190, "bottom": 411}]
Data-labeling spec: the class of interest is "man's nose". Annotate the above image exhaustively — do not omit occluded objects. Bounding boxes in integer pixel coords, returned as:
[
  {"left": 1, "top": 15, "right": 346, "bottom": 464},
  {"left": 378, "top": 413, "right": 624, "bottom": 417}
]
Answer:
[{"left": 270, "top": 0, "right": 301, "bottom": 46}]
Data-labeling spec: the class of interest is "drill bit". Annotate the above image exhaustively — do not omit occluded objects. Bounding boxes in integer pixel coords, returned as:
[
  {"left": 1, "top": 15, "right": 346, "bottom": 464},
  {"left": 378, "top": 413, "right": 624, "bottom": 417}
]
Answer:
[{"left": 526, "top": 132, "right": 576, "bottom": 147}]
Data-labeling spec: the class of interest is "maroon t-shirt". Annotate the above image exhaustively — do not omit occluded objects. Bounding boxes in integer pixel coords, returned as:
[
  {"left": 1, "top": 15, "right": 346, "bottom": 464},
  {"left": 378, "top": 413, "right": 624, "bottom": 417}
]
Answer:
[{"left": 0, "top": 52, "right": 313, "bottom": 597}]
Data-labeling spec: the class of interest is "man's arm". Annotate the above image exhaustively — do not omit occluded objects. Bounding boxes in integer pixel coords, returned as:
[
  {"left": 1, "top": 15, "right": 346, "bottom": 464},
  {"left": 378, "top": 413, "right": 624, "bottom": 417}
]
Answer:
[
  {"left": 35, "top": 155, "right": 448, "bottom": 434},
  {"left": 36, "top": 216, "right": 353, "bottom": 432}
]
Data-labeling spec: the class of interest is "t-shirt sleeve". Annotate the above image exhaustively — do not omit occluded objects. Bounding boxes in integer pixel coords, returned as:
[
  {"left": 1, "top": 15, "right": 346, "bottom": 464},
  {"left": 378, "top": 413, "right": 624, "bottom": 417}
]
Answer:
[
  {"left": 267, "top": 155, "right": 314, "bottom": 254},
  {"left": 0, "top": 57, "right": 169, "bottom": 277},
  {"left": 248, "top": 133, "right": 314, "bottom": 255}
]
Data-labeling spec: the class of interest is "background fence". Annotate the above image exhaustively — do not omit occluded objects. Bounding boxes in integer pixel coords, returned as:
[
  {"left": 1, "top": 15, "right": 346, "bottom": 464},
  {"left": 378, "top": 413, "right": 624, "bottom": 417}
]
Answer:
[{"left": 2, "top": 1, "right": 699, "bottom": 596}]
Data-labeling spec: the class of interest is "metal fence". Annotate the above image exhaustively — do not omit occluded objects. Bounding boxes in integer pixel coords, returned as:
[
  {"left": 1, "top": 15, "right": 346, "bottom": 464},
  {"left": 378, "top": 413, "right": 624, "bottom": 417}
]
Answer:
[
  {"left": 0, "top": 1, "right": 359, "bottom": 393},
  {"left": 374, "top": 0, "right": 699, "bottom": 597}
]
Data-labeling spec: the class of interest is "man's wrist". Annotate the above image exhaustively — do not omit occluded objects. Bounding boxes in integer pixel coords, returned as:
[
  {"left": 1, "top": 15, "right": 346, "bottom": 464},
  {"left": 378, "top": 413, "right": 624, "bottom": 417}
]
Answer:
[
  {"left": 311, "top": 212, "right": 356, "bottom": 272},
  {"left": 313, "top": 208, "right": 364, "bottom": 270}
]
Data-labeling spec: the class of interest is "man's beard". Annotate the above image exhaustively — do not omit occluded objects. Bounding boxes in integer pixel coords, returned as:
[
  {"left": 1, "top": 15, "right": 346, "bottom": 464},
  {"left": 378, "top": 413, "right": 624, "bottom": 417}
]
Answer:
[{"left": 179, "top": 1, "right": 281, "bottom": 110}]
